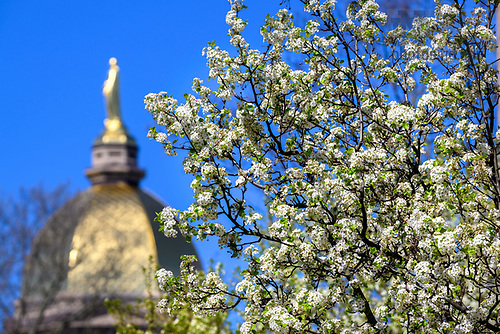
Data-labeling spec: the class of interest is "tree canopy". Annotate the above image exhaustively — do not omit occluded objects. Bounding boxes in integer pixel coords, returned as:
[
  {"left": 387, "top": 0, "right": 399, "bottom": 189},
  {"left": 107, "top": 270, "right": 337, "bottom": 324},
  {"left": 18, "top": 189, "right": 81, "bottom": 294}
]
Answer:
[{"left": 146, "top": 0, "right": 500, "bottom": 332}]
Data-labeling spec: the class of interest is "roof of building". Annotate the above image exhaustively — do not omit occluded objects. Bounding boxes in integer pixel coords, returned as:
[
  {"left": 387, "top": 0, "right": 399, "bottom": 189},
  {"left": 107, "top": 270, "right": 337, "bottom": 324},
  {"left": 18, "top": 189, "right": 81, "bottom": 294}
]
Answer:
[
  {"left": 22, "top": 183, "right": 198, "bottom": 299},
  {"left": 21, "top": 58, "right": 199, "bottom": 301}
]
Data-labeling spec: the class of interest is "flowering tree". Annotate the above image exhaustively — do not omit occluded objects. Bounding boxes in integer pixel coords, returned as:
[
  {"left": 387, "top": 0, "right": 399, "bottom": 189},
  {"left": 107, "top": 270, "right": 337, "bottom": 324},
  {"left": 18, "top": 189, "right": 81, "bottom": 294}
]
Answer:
[
  {"left": 145, "top": 0, "right": 500, "bottom": 332},
  {"left": 106, "top": 258, "right": 230, "bottom": 334}
]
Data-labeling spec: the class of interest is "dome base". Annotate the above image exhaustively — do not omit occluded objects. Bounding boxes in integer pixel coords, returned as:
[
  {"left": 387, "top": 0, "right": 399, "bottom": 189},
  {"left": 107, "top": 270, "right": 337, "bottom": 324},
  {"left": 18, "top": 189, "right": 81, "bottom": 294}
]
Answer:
[{"left": 5, "top": 292, "right": 148, "bottom": 334}]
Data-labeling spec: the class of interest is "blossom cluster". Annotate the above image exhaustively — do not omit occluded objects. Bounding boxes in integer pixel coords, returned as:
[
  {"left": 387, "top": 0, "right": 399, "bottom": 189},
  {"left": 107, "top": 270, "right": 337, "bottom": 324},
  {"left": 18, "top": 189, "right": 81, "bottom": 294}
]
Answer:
[{"left": 147, "top": 0, "right": 500, "bottom": 332}]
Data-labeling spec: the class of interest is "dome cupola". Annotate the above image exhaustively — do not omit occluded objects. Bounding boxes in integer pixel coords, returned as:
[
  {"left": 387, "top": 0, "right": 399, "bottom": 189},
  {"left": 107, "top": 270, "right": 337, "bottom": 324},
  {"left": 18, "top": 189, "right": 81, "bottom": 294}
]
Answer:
[
  {"left": 10, "top": 58, "right": 200, "bottom": 334},
  {"left": 85, "top": 58, "right": 145, "bottom": 186}
]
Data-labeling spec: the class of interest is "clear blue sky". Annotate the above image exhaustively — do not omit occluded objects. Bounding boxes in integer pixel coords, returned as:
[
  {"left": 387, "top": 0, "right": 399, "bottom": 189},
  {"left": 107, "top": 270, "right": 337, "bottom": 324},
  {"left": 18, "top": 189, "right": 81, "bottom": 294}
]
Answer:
[{"left": 0, "top": 0, "right": 287, "bottom": 268}]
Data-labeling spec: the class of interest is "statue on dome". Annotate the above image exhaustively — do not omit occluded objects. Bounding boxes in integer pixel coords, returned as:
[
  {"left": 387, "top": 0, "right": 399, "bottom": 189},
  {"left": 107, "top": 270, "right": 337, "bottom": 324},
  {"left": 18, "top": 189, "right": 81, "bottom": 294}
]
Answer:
[{"left": 103, "top": 57, "right": 122, "bottom": 131}]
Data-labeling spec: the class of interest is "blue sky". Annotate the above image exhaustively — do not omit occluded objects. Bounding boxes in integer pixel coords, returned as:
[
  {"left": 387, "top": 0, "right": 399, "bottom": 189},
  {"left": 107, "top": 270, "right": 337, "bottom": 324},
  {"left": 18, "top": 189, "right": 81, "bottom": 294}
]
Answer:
[
  {"left": 0, "top": 0, "right": 439, "bottom": 276},
  {"left": 0, "top": 0, "right": 288, "bottom": 267}
]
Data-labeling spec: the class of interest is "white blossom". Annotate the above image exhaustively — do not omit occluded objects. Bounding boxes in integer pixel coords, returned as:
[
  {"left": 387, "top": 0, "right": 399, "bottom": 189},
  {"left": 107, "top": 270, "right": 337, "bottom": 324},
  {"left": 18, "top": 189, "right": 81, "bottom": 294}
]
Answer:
[{"left": 145, "top": 0, "right": 500, "bottom": 331}]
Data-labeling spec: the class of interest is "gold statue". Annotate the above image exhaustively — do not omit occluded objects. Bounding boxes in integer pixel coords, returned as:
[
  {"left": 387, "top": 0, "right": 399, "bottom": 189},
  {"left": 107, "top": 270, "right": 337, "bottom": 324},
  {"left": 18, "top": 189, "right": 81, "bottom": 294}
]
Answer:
[
  {"left": 103, "top": 58, "right": 122, "bottom": 131},
  {"left": 100, "top": 58, "right": 128, "bottom": 143}
]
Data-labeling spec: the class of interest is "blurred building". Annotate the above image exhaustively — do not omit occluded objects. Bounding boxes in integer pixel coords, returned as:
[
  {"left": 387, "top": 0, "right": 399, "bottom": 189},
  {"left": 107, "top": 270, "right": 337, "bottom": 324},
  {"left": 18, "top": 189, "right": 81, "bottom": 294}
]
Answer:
[{"left": 6, "top": 59, "right": 198, "bottom": 333}]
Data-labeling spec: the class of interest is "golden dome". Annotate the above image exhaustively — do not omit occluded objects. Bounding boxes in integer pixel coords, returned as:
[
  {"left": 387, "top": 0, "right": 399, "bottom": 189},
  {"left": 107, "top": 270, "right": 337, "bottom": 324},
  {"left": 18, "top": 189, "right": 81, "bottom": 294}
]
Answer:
[
  {"left": 12, "top": 59, "right": 199, "bottom": 333},
  {"left": 22, "top": 183, "right": 199, "bottom": 298}
]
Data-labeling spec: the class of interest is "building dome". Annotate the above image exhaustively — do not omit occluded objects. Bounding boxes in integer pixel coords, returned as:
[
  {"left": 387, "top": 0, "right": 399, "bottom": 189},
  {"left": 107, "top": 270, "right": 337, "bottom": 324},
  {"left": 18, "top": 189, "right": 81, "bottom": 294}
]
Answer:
[
  {"left": 9, "top": 59, "right": 199, "bottom": 334},
  {"left": 22, "top": 183, "right": 196, "bottom": 300}
]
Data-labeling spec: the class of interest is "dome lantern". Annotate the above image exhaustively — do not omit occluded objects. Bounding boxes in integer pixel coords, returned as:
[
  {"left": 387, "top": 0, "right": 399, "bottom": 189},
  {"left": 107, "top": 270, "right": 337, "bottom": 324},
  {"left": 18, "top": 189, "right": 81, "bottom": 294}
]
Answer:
[{"left": 85, "top": 58, "right": 145, "bottom": 186}]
